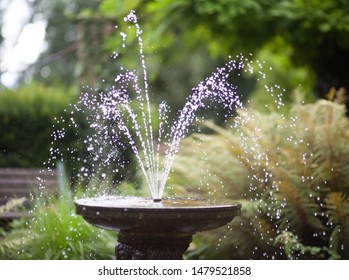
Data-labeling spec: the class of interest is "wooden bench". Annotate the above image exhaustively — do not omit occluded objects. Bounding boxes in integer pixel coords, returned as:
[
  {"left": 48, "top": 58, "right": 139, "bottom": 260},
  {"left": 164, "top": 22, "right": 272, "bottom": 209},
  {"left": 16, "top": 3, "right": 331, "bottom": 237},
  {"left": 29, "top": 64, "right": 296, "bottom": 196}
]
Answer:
[{"left": 0, "top": 168, "right": 58, "bottom": 221}]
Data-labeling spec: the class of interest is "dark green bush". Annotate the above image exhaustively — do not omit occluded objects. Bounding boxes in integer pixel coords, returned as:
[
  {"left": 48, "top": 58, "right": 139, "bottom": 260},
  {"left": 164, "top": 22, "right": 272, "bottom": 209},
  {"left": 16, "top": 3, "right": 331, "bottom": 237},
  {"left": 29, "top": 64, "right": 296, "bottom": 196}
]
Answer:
[{"left": 0, "top": 82, "right": 85, "bottom": 168}]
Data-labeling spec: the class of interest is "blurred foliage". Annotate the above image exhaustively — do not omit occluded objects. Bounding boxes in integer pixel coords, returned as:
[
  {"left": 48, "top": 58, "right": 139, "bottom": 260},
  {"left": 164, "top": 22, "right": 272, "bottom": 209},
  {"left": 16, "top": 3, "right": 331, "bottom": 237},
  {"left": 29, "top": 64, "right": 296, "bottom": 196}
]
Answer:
[
  {"left": 0, "top": 186, "right": 115, "bottom": 260},
  {"left": 143, "top": 0, "right": 349, "bottom": 54},
  {"left": 27, "top": 0, "right": 103, "bottom": 85},
  {"left": 247, "top": 36, "right": 315, "bottom": 111},
  {"left": 8, "top": 0, "right": 334, "bottom": 116},
  {"left": 23, "top": 0, "right": 314, "bottom": 114},
  {"left": 170, "top": 98, "right": 349, "bottom": 259},
  {"left": 143, "top": 0, "right": 349, "bottom": 94},
  {"left": 96, "top": 0, "right": 221, "bottom": 114},
  {"left": 4, "top": 0, "right": 349, "bottom": 107},
  {"left": 94, "top": 0, "right": 322, "bottom": 115},
  {"left": 0, "top": 82, "right": 87, "bottom": 168}
]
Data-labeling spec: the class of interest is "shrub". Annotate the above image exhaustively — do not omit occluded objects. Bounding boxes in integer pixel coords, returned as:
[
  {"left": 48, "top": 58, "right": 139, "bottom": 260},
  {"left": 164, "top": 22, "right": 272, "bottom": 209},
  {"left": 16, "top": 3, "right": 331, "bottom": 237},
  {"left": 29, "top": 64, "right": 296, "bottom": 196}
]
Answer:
[
  {"left": 170, "top": 99, "right": 349, "bottom": 259},
  {"left": 0, "top": 82, "right": 85, "bottom": 168}
]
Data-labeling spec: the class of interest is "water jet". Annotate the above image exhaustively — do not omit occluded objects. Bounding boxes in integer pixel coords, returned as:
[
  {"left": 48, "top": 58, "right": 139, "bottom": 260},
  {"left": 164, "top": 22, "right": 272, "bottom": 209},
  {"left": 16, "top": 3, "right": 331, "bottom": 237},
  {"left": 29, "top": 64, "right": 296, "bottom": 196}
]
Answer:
[{"left": 70, "top": 10, "right": 244, "bottom": 259}]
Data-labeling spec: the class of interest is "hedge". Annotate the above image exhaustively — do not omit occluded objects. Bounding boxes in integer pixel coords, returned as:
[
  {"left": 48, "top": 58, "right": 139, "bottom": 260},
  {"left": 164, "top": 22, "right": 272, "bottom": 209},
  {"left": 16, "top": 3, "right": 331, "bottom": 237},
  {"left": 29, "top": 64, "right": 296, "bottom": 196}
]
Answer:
[{"left": 0, "top": 82, "right": 86, "bottom": 168}]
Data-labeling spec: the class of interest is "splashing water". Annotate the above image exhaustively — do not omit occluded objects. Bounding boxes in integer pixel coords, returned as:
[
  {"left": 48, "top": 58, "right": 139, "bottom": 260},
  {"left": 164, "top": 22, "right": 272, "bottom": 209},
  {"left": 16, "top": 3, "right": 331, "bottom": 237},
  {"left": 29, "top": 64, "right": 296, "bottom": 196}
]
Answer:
[{"left": 49, "top": 10, "right": 278, "bottom": 201}]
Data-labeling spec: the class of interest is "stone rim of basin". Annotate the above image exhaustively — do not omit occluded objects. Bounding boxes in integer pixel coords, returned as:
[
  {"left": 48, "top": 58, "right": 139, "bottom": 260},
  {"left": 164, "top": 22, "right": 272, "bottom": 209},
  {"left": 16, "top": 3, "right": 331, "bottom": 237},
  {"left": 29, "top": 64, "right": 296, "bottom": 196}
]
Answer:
[{"left": 75, "top": 196, "right": 241, "bottom": 233}]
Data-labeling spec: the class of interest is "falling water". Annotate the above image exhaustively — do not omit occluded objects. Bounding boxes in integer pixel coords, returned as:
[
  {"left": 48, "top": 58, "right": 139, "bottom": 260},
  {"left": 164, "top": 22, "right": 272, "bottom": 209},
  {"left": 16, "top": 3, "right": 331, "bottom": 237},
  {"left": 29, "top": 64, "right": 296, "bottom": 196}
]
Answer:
[{"left": 47, "top": 10, "right": 280, "bottom": 202}]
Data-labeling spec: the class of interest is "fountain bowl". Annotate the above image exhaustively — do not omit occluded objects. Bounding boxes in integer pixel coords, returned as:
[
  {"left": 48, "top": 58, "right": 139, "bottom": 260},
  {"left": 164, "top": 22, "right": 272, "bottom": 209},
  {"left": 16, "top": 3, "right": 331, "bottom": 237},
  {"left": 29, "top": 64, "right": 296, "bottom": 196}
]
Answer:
[{"left": 75, "top": 196, "right": 241, "bottom": 260}]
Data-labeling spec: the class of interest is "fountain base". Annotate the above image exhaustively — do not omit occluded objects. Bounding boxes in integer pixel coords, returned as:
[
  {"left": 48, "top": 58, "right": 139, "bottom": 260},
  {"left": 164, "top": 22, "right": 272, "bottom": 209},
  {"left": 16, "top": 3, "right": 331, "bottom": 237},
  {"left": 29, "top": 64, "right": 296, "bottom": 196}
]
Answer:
[{"left": 116, "top": 231, "right": 192, "bottom": 260}]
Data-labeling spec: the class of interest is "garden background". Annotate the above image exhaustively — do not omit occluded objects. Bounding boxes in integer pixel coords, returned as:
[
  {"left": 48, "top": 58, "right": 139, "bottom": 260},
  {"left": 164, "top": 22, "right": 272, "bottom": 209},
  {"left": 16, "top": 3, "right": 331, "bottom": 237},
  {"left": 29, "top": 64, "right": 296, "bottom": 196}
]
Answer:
[{"left": 1, "top": 0, "right": 349, "bottom": 260}]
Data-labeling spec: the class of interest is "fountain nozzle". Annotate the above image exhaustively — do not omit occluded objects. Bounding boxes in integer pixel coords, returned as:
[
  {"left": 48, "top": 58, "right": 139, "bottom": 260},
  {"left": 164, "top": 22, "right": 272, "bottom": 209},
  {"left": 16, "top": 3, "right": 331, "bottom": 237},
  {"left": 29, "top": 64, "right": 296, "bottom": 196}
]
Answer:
[{"left": 153, "top": 198, "right": 162, "bottom": 203}]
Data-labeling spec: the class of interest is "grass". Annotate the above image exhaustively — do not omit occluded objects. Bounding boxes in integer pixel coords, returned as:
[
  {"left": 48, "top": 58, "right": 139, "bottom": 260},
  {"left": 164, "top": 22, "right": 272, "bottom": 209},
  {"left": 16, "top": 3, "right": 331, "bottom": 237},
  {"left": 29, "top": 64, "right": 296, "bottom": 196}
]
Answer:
[{"left": 0, "top": 186, "right": 116, "bottom": 260}]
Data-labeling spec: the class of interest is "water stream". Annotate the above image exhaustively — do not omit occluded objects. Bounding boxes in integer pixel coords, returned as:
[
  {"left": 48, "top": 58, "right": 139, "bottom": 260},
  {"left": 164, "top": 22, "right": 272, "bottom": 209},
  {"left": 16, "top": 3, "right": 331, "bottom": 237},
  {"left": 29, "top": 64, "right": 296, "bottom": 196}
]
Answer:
[{"left": 49, "top": 10, "right": 280, "bottom": 202}]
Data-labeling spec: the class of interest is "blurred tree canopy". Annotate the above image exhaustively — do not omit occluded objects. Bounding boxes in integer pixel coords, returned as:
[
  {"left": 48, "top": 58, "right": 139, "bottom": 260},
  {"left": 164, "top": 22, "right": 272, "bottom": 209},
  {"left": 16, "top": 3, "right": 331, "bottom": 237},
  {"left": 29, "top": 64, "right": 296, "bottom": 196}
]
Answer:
[
  {"left": 134, "top": 0, "right": 349, "bottom": 98},
  {"left": 3, "top": 0, "right": 349, "bottom": 108},
  {"left": 29, "top": 0, "right": 103, "bottom": 85}
]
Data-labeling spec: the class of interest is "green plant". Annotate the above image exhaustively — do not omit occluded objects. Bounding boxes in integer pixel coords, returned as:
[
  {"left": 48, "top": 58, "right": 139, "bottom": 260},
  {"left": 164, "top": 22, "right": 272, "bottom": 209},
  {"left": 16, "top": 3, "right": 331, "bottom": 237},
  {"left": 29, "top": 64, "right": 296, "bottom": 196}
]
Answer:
[
  {"left": 0, "top": 82, "right": 85, "bottom": 168},
  {"left": 170, "top": 99, "right": 349, "bottom": 259},
  {"left": 143, "top": 0, "right": 349, "bottom": 99},
  {"left": 0, "top": 198, "right": 27, "bottom": 215},
  {"left": 0, "top": 186, "right": 115, "bottom": 260}
]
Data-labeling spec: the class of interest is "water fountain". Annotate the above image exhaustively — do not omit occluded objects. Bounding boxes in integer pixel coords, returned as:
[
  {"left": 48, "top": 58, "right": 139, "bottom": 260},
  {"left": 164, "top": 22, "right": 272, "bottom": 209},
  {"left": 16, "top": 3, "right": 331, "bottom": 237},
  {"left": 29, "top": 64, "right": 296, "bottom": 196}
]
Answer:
[
  {"left": 70, "top": 10, "right": 243, "bottom": 259},
  {"left": 75, "top": 197, "right": 240, "bottom": 259}
]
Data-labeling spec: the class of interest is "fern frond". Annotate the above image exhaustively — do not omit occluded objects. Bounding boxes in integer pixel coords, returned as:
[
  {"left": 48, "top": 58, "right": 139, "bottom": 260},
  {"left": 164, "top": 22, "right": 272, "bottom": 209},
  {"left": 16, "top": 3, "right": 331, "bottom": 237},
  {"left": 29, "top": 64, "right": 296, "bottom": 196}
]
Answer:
[
  {"left": 170, "top": 99, "right": 349, "bottom": 259},
  {"left": 325, "top": 192, "right": 349, "bottom": 258},
  {"left": 274, "top": 231, "right": 340, "bottom": 260},
  {"left": 0, "top": 222, "right": 31, "bottom": 259},
  {"left": 0, "top": 197, "right": 27, "bottom": 214},
  {"left": 195, "top": 199, "right": 284, "bottom": 259}
]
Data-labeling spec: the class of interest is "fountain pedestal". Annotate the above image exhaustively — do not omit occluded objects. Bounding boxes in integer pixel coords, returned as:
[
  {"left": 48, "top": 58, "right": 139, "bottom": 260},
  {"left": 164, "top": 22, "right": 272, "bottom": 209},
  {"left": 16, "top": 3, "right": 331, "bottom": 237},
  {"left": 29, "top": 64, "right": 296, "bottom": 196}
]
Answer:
[
  {"left": 115, "top": 231, "right": 192, "bottom": 259},
  {"left": 75, "top": 196, "right": 241, "bottom": 260}
]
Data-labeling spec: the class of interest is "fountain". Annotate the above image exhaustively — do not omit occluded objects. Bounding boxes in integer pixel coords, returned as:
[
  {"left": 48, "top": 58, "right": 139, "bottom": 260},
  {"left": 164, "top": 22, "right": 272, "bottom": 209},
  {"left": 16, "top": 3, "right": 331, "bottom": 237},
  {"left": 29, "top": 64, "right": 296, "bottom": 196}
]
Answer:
[
  {"left": 70, "top": 10, "right": 243, "bottom": 259},
  {"left": 75, "top": 197, "right": 240, "bottom": 259}
]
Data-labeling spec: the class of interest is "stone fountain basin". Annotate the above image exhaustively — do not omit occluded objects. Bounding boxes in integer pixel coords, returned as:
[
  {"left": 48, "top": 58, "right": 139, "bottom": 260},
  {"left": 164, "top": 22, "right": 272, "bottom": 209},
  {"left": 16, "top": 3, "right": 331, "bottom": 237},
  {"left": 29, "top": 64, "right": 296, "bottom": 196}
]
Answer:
[{"left": 75, "top": 196, "right": 241, "bottom": 234}]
